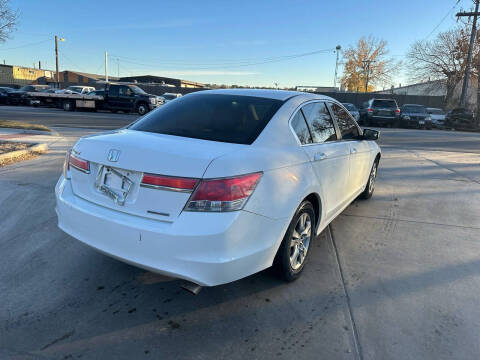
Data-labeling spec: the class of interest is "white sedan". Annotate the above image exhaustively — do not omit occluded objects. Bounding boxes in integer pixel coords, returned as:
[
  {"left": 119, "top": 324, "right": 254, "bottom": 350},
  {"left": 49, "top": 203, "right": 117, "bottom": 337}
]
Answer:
[{"left": 55, "top": 89, "right": 381, "bottom": 287}]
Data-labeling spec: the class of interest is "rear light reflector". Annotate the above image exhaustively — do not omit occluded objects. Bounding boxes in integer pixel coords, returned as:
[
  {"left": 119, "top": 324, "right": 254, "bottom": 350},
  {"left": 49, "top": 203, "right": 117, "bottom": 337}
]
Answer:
[
  {"left": 185, "top": 172, "right": 262, "bottom": 212},
  {"left": 69, "top": 153, "right": 90, "bottom": 173},
  {"left": 141, "top": 173, "right": 198, "bottom": 192}
]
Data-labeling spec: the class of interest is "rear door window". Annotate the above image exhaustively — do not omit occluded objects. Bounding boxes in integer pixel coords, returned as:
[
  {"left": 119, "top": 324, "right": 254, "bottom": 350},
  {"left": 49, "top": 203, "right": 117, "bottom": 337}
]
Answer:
[
  {"left": 130, "top": 93, "right": 283, "bottom": 145},
  {"left": 109, "top": 86, "right": 119, "bottom": 97},
  {"left": 301, "top": 102, "right": 337, "bottom": 143},
  {"left": 330, "top": 103, "right": 360, "bottom": 140},
  {"left": 291, "top": 111, "right": 312, "bottom": 145}
]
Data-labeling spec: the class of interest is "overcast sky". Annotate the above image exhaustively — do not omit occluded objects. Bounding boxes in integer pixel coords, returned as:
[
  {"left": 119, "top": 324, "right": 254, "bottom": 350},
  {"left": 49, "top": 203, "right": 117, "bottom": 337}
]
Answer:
[{"left": 3, "top": 0, "right": 465, "bottom": 88}]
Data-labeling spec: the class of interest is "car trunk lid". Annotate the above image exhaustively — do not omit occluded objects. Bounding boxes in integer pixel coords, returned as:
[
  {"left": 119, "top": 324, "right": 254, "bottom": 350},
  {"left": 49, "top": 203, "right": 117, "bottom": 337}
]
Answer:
[{"left": 69, "top": 129, "right": 245, "bottom": 221}]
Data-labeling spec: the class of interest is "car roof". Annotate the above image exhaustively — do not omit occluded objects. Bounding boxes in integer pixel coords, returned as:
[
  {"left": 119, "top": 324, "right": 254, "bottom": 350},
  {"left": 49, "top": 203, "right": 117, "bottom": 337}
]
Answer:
[{"left": 192, "top": 88, "right": 334, "bottom": 102}]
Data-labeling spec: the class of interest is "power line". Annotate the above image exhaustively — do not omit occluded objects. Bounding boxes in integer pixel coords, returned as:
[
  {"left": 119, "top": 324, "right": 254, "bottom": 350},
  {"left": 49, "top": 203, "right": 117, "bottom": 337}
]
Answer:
[
  {"left": 0, "top": 38, "right": 50, "bottom": 50},
  {"left": 109, "top": 48, "right": 335, "bottom": 69},
  {"left": 424, "top": 0, "right": 461, "bottom": 40}
]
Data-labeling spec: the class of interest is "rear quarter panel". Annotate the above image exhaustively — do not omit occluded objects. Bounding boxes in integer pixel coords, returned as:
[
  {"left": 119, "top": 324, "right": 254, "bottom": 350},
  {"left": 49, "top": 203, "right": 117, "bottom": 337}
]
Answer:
[{"left": 203, "top": 146, "right": 325, "bottom": 222}]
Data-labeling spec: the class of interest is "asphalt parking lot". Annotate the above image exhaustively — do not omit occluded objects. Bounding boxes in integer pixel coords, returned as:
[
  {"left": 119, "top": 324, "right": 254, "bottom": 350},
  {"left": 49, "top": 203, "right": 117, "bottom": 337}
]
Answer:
[{"left": 1, "top": 107, "right": 479, "bottom": 360}]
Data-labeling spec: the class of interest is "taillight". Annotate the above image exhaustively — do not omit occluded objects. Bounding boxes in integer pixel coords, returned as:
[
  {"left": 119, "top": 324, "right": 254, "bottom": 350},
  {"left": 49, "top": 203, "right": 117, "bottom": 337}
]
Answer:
[
  {"left": 367, "top": 108, "right": 373, "bottom": 113},
  {"left": 141, "top": 173, "right": 198, "bottom": 192},
  {"left": 185, "top": 172, "right": 262, "bottom": 212},
  {"left": 69, "top": 153, "right": 90, "bottom": 173},
  {"left": 395, "top": 108, "right": 400, "bottom": 114}
]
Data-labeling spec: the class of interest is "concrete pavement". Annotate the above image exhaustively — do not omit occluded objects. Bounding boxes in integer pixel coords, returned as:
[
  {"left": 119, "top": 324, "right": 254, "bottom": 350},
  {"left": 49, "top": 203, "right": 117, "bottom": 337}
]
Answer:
[{"left": 0, "top": 126, "right": 479, "bottom": 359}]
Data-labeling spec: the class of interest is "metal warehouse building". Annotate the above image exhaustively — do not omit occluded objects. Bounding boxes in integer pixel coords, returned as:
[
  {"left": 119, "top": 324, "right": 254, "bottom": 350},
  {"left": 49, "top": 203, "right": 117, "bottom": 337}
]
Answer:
[{"left": 0, "top": 64, "right": 54, "bottom": 87}]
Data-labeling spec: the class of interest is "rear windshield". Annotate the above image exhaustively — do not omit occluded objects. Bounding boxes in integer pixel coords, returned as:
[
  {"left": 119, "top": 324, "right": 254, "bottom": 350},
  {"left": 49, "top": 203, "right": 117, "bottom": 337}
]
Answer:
[
  {"left": 130, "top": 93, "right": 284, "bottom": 144},
  {"left": 402, "top": 105, "right": 426, "bottom": 113},
  {"left": 428, "top": 109, "right": 444, "bottom": 115},
  {"left": 372, "top": 99, "right": 397, "bottom": 108}
]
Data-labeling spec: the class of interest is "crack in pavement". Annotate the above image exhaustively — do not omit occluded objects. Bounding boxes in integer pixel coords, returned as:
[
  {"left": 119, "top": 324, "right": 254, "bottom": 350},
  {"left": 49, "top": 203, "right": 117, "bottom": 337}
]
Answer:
[
  {"left": 328, "top": 225, "right": 364, "bottom": 360},
  {"left": 340, "top": 213, "right": 480, "bottom": 230}
]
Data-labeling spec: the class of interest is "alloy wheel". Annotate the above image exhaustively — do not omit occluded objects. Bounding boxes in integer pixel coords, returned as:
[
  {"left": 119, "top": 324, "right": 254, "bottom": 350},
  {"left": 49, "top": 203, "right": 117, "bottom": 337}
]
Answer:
[
  {"left": 369, "top": 163, "right": 377, "bottom": 193},
  {"left": 289, "top": 212, "right": 312, "bottom": 270}
]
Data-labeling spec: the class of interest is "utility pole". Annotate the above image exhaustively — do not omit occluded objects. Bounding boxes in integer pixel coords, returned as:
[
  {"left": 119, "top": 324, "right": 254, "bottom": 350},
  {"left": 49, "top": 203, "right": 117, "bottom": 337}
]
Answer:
[
  {"left": 55, "top": 35, "right": 59, "bottom": 88},
  {"left": 333, "top": 45, "right": 341, "bottom": 88},
  {"left": 105, "top": 51, "right": 108, "bottom": 82},
  {"left": 457, "top": 0, "right": 480, "bottom": 107},
  {"left": 117, "top": 58, "right": 120, "bottom": 77},
  {"left": 54, "top": 36, "right": 65, "bottom": 88},
  {"left": 362, "top": 60, "right": 375, "bottom": 92}
]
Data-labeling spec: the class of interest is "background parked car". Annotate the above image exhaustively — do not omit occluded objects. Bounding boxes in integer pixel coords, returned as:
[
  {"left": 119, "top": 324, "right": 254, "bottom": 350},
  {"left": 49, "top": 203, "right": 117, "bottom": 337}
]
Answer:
[
  {"left": 64, "top": 86, "right": 95, "bottom": 94},
  {"left": 7, "top": 85, "right": 51, "bottom": 105},
  {"left": 342, "top": 103, "right": 360, "bottom": 122},
  {"left": 87, "top": 89, "right": 105, "bottom": 96},
  {"left": 160, "top": 92, "right": 182, "bottom": 104},
  {"left": 445, "top": 108, "right": 477, "bottom": 130},
  {"left": 359, "top": 98, "right": 400, "bottom": 127},
  {"left": 0, "top": 86, "right": 14, "bottom": 104},
  {"left": 399, "top": 104, "right": 432, "bottom": 129},
  {"left": 426, "top": 108, "right": 446, "bottom": 129}
]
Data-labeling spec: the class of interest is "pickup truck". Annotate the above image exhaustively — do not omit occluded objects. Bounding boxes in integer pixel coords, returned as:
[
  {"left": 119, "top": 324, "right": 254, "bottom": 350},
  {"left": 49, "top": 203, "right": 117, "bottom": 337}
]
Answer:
[{"left": 28, "top": 83, "right": 163, "bottom": 115}]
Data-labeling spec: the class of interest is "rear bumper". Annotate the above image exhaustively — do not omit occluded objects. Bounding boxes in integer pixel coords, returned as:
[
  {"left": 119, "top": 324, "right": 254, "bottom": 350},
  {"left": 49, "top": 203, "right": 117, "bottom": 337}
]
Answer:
[
  {"left": 55, "top": 176, "right": 287, "bottom": 286},
  {"left": 368, "top": 115, "right": 396, "bottom": 125}
]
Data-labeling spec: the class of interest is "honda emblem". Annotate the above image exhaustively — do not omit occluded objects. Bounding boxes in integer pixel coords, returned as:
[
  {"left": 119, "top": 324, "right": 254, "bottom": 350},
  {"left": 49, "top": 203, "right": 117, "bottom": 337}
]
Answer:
[{"left": 107, "top": 149, "right": 121, "bottom": 162}]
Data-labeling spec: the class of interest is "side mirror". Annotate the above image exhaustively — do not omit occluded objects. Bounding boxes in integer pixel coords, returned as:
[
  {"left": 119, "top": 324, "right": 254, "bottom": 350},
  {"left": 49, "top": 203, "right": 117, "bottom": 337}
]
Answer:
[{"left": 362, "top": 128, "right": 379, "bottom": 141}]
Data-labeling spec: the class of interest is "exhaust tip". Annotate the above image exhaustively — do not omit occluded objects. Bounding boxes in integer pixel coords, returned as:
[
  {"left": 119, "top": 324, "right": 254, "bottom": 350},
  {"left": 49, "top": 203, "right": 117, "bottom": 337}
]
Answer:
[{"left": 181, "top": 281, "right": 203, "bottom": 295}]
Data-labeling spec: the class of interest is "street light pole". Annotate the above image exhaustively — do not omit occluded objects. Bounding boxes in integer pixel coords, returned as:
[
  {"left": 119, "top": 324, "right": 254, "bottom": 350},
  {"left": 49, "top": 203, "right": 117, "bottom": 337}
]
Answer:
[
  {"left": 333, "top": 45, "right": 341, "bottom": 89},
  {"left": 362, "top": 60, "right": 375, "bottom": 92},
  {"left": 55, "top": 35, "right": 59, "bottom": 88},
  {"left": 105, "top": 51, "right": 108, "bottom": 82}
]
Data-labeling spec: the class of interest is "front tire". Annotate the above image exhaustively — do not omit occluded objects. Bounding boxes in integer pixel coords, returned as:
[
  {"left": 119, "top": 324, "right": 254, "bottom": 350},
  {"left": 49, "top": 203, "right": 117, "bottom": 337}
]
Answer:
[
  {"left": 137, "top": 103, "right": 148, "bottom": 115},
  {"left": 275, "top": 201, "right": 315, "bottom": 282},
  {"left": 360, "top": 159, "right": 378, "bottom": 199}
]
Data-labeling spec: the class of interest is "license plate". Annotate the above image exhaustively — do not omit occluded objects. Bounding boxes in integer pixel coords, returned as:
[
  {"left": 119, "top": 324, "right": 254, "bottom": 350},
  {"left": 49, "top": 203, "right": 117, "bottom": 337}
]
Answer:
[
  {"left": 419, "top": 120, "right": 425, "bottom": 125},
  {"left": 95, "top": 166, "right": 134, "bottom": 206}
]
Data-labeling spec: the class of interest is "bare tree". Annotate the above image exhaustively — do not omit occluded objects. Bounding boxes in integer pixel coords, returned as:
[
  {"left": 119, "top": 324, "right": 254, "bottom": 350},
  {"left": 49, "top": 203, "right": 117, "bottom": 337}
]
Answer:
[
  {"left": 341, "top": 36, "right": 401, "bottom": 92},
  {"left": 0, "top": 0, "right": 17, "bottom": 42},
  {"left": 406, "top": 25, "right": 480, "bottom": 107}
]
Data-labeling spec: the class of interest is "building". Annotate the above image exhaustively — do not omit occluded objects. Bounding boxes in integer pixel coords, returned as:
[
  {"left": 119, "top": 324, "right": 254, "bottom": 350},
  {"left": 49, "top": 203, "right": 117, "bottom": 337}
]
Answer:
[
  {"left": 375, "top": 80, "right": 447, "bottom": 96},
  {"left": 119, "top": 75, "right": 205, "bottom": 88},
  {"left": 295, "top": 86, "right": 340, "bottom": 93},
  {"left": 0, "top": 64, "right": 54, "bottom": 87},
  {"left": 34, "top": 70, "right": 120, "bottom": 87}
]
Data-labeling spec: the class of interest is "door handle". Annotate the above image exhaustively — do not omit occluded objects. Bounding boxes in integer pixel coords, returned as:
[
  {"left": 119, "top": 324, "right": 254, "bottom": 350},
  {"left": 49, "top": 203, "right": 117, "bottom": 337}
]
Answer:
[
  {"left": 314, "top": 152, "right": 327, "bottom": 161},
  {"left": 350, "top": 148, "right": 357, "bottom": 154}
]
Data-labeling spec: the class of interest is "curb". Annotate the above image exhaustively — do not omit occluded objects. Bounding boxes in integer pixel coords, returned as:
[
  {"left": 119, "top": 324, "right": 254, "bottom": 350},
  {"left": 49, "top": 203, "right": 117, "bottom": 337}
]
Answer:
[
  {"left": 0, "top": 128, "right": 59, "bottom": 137},
  {"left": 0, "top": 142, "right": 48, "bottom": 163}
]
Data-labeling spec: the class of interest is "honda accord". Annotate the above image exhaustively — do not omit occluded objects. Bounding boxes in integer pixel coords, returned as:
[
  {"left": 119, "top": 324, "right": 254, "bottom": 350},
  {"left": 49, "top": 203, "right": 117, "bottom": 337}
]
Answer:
[{"left": 55, "top": 89, "right": 381, "bottom": 286}]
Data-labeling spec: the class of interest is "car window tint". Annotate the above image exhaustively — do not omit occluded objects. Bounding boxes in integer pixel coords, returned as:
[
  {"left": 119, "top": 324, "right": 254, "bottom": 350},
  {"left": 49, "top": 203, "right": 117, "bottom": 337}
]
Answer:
[
  {"left": 109, "top": 86, "right": 119, "bottom": 96},
  {"left": 301, "top": 102, "right": 337, "bottom": 143},
  {"left": 118, "top": 86, "right": 129, "bottom": 96},
  {"left": 330, "top": 103, "right": 359, "bottom": 140},
  {"left": 372, "top": 99, "right": 397, "bottom": 108},
  {"left": 291, "top": 111, "right": 312, "bottom": 145},
  {"left": 130, "top": 94, "right": 283, "bottom": 145}
]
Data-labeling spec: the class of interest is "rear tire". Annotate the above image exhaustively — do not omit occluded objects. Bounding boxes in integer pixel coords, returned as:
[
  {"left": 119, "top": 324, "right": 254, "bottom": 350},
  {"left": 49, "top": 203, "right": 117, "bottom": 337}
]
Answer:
[
  {"left": 63, "top": 100, "right": 75, "bottom": 111},
  {"left": 274, "top": 201, "right": 315, "bottom": 282},
  {"left": 360, "top": 159, "right": 378, "bottom": 199}
]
